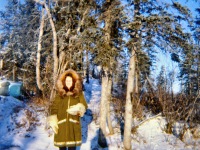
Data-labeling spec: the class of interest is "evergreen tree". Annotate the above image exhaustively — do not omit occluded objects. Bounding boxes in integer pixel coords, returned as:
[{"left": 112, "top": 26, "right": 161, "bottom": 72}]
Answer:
[
  {"left": 20, "top": 0, "right": 41, "bottom": 91},
  {"left": 123, "top": 0, "right": 193, "bottom": 149},
  {"left": 193, "top": 5, "right": 200, "bottom": 95},
  {"left": 51, "top": 0, "right": 97, "bottom": 73},
  {"left": 157, "top": 66, "right": 166, "bottom": 94},
  {"left": 93, "top": 0, "right": 124, "bottom": 140},
  {"left": 0, "top": 0, "right": 23, "bottom": 81},
  {"left": 0, "top": 0, "right": 40, "bottom": 92},
  {"left": 179, "top": 3, "right": 200, "bottom": 96},
  {"left": 194, "top": 7, "right": 200, "bottom": 45}
]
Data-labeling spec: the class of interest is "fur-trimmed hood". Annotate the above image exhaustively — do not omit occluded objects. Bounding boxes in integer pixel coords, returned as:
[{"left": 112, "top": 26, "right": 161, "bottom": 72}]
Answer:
[{"left": 56, "top": 69, "right": 83, "bottom": 97}]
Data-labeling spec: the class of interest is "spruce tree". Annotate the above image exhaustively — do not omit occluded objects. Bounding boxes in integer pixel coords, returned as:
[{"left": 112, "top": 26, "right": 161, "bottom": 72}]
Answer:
[
  {"left": 178, "top": 4, "right": 200, "bottom": 96},
  {"left": 91, "top": 1, "right": 124, "bottom": 143},
  {"left": 0, "top": 0, "right": 40, "bottom": 92},
  {"left": 123, "top": 0, "right": 193, "bottom": 149},
  {"left": 193, "top": 5, "right": 200, "bottom": 95}
]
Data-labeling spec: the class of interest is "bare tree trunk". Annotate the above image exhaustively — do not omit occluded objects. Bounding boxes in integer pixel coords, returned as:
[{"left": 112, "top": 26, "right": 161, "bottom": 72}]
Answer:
[
  {"left": 36, "top": 8, "right": 45, "bottom": 92},
  {"left": 34, "top": 0, "right": 58, "bottom": 102},
  {"left": 86, "top": 50, "right": 90, "bottom": 83},
  {"left": 135, "top": 71, "right": 140, "bottom": 106},
  {"left": 135, "top": 70, "right": 139, "bottom": 94},
  {"left": 58, "top": 51, "right": 66, "bottom": 74},
  {"left": 123, "top": 48, "right": 136, "bottom": 150},
  {"left": 0, "top": 59, "right": 3, "bottom": 70},
  {"left": 44, "top": 4, "right": 58, "bottom": 82},
  {"left": 34, "top": 0, "right": 58, "bottom": 83},
  {"left": 100, "top": 67, "right": 109, "bottom": 135},
  {"left": 99, "top": 67, "right": 109, "bottom": 148},
  {"left": 107, "top": 76, "right": 114, "bottom": 135},
  {"left": 123, "top": 0, "right": 141, "bottom": 148}
]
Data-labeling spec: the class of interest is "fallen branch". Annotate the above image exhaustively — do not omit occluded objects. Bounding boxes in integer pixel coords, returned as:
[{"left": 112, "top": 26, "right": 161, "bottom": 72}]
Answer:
[{"left": 135, "top": 113, "right": 162, "bottom": 128}]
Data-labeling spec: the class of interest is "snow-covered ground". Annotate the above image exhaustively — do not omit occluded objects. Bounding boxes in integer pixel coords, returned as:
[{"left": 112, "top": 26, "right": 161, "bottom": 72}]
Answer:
[{"left": 0, "top": 78, "right": 200, "bottom": 150}]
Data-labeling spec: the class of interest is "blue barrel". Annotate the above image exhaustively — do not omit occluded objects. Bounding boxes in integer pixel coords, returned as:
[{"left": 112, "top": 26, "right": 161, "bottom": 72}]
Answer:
[
  {"left": 0, "top": 81, "right": 10, "bottom": 96},
  {"left": 9, "top": 82, "right": 22, "bottom": 98}
]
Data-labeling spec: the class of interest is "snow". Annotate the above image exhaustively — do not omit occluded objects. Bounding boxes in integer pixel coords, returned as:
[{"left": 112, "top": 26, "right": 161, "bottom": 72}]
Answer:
[{"left": 0, "top": 78, "right": 200, "bottom": 150}]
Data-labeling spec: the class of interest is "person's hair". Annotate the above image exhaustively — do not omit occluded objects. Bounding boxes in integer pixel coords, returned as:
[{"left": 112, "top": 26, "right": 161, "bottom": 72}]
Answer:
[{"left": 62, "top": 73, "right": 76, "bottom": 92}]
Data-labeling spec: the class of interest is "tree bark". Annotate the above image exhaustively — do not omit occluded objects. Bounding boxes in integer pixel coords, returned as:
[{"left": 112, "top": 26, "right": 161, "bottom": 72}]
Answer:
[
  {"left": 0, "top": 59, "right": 3, "bottom": 70},
  {"left": 123, "top": 0, "right": 141, "bottom": 149},
  {"left": 86, "top": 50, "right": 90, "bottom": 83},
  {"left": 123, "top": 48, "right": 136, "bottom": 150},
  {"left": 99, "top": 7, "right": 113, "bottom": 137},
  {"left": 44, "top": 3, "right": 58, "bottom": 82},
  {"left": 100, "top": 67, "right": 109, "bottom": 135},
  {"left": 36, "top": 8, "right": 45, "bottom": 91},
  {"left": 34, "top": 0, "right": 58, "bottom": 83},
  {"left": 107, "top": 75, "right": 114, "bottom": 135},
  {"left": 135, "top": 70, "right": 140, "bottom": 107},
  {"left": 34, "top": 0, "right": 58, "bottom": 102}
]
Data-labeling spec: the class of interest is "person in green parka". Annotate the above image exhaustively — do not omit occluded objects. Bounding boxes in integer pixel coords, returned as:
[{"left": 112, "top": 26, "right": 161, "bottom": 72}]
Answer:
[{"left": 48, "top": 69, "right": 88, "bottom": 150}]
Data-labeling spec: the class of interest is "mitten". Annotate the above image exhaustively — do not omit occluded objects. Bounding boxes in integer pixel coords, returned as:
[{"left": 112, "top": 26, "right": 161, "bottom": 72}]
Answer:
[
  {"left": 67, "top": 103, "right": 86, "bottom": 117},
  {"left": 47, "top": 115, "right": 59, "bottom": 134}
]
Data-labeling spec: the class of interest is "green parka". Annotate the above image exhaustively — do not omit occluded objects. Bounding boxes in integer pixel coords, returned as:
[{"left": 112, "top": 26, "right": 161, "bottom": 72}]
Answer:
[{"left": 50, "top": 69, "right": 88, "bottom": 147}]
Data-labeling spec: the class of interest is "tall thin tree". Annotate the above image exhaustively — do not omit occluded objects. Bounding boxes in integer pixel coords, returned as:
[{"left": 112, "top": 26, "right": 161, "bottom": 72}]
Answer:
[{"left": 36, "top": 7, "right": 45, "bottom": 92}]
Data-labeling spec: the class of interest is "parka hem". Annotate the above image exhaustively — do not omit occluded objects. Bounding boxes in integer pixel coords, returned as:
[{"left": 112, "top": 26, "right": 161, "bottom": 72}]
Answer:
[{"left": 54, "top": 140, "right": 82, "bottom": 147}]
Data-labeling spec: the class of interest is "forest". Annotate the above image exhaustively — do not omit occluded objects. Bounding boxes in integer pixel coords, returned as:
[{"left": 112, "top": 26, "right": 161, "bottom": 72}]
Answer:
[{"left": 0, "top": 0, "right": 200, "bottom": 150}]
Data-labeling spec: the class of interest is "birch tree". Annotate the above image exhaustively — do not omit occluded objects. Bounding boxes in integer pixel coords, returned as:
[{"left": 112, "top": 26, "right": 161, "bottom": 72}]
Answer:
[
  {"left": 34, "top": 0, "right": 58, "bottom": 83},
  {"left": 36, "top": 7, "right": 45, "bottom": 92},
  {"left": 123, "top": 1, "right": 140, "bottom": 149}
]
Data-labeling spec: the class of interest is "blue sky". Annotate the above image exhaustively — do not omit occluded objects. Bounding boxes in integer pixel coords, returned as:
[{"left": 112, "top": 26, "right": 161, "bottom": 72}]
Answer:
[
  {"left": 0, "top": 0, "right": 198, "bottom": 15},
  {"left": 0, "top": 0, "right": 199, "bottom": 9},
  {"left": 0, "top": 0, "right": 7, "bottom": 10},
  {"left": 0, "top": 0, "right": 25, "bottom": 11}
]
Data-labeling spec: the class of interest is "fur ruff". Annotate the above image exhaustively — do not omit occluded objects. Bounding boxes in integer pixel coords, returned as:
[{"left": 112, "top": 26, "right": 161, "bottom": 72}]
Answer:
[{"left": 56, "top": 69, "right": 82, "bottom": 97}]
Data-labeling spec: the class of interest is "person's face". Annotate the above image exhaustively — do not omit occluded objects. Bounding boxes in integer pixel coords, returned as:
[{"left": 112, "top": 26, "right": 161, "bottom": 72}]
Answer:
[{"left": 65, "top": 76, "right": 73, "bottom": 88}]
